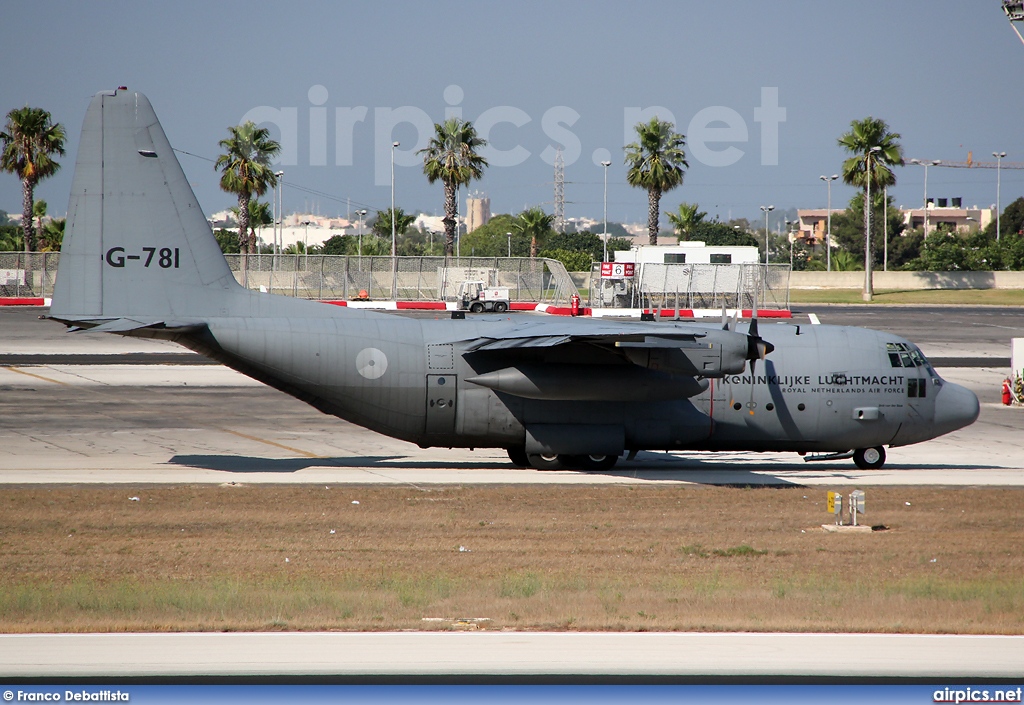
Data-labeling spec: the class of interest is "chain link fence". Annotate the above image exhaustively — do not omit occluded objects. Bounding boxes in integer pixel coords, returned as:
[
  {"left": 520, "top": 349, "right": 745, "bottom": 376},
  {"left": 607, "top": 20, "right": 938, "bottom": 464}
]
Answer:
[
  {"left": 226, "top": 254, "right": 578, "bottom": 305},
  {"left": 587, "top": 262, "right": 791, "bottom": 310},
  {"left": 0, "top": 252, "right": 578, "bottom": 306},
  {"left": 0, "top": 252, "right": 60, "bottom": 298}
]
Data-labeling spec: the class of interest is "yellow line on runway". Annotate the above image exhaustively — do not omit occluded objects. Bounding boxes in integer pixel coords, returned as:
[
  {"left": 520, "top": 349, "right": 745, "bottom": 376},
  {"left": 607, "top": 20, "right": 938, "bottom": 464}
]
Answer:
[
  {"left": 218, "top": 428, "right": 321, "bottom": 458},
  {"left": 3, "top": 366, "right": 70, "bottom": 385}
]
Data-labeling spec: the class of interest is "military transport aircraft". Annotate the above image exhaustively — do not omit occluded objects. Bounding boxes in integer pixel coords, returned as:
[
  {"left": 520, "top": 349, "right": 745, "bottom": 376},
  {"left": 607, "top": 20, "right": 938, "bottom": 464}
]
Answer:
[{"left": 48, "top": 89, "right": 980, "bottom": 471}]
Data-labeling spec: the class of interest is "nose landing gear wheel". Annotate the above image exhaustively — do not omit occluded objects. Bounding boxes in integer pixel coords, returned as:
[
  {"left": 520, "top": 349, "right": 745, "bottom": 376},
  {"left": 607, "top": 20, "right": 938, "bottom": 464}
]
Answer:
[{"left": 853, "top": 446, "right": 886, "bottom": 470}]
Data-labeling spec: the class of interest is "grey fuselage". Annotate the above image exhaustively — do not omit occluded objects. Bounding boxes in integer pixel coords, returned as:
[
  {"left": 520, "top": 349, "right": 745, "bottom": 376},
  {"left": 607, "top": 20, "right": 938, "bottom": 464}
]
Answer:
[{"left": 152, "top": 293, "right": 975, "bottom": 457}]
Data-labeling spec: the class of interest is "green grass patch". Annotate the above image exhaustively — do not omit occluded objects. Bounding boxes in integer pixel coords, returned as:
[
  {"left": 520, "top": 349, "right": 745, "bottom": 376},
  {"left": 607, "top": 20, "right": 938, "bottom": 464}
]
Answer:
[
  {"left": 712, "top": 544, "right": 768, "bottom": 558},
  {"left": 788, "top": 288, "right": 1024, "bottom": 305}
]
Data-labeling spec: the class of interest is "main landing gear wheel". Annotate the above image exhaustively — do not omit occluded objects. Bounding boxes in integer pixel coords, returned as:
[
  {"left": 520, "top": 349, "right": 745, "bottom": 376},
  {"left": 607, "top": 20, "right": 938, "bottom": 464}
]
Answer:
[
  {"left": 565, "top": 454, "right": 619, "bottom": 471},
  {"left": 527, "top": 453, "right": 564, "bottom": 470},
  {"left": 853, "top": 446, "right": 886, "bottom": 470},
  {"left": 507, "top": 446, "right": 529, "bottom": 468}
]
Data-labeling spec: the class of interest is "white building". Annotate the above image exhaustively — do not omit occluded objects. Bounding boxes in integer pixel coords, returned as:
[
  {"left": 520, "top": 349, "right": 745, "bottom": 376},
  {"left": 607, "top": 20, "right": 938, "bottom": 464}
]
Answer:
[{"left": 614, "top": 242, "right": 760, "bottom": 265}]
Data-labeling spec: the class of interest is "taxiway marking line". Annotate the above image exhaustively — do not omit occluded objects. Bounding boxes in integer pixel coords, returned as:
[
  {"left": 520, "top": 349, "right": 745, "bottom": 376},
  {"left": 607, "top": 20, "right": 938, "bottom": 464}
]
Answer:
[
  {"left": 218, "top": 428, "right": 321, "bottom": 458},
  {"left": 3, "top": 366, "right": 70, "bottom": 385}
]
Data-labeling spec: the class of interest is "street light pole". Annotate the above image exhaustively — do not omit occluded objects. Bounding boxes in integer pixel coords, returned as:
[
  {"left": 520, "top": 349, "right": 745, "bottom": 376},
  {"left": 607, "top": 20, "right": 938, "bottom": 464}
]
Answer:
[
  {"left": 994, "top": 151, "right": 1006, "bottom": 241},
  {"left": 909, "top": 158, "right": 941, "bottom": 238},
  {"left": 820, "top": 174, "right": 838, "bottom": 272},
  {"left": 786, "top": 219, "right": 794, "bottom": 269},
  {"left": 601, "top": 160, "right": 611, "bottom": 263},
  {"left": 759, "top": 205, "right": 774, "bottom": 266},
  {"left": 391, "top": 141, "right": 399, "bottom": 299},
  {"left": 356, "top": 209, "right": 367, "bottom": 257}
]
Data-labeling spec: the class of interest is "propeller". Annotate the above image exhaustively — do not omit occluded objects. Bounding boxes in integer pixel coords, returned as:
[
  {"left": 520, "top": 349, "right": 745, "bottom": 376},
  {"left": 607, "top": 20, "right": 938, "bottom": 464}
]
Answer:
[{"left": 736, "top": 282, "right": 774, "bottom": 415}]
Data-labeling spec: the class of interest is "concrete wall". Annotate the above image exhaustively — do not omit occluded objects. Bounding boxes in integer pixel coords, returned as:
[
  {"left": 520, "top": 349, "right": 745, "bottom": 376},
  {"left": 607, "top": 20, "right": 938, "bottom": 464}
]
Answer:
[{"left": 790, "top": 270, "right": 1024, "bottom": 290}]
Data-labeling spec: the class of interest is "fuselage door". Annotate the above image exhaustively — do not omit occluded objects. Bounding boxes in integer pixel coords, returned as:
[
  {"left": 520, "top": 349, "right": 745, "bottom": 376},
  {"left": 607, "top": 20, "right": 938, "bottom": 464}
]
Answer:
[
  {"left": 425, "top": 374, "right": 457, "bottom": 434},
  {"left": 903, "top": 348, "right": 934, "bottom": 424}
]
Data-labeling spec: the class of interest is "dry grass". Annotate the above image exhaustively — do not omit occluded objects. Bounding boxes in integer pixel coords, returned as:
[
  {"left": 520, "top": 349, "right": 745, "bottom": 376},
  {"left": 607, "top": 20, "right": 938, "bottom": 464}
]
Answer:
[{"left": 1, "top": 484, "right": 1022, "bottom": 634}]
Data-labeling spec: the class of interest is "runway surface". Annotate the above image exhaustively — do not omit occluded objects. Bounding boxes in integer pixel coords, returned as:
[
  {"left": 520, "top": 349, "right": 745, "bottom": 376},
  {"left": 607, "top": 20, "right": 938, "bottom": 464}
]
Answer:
[
  {"left": 2, "top": 632, "right": 1023, "bottom": 679},
  {"left": 1, "top": 305, "right": 1022, "bottom": 486}
]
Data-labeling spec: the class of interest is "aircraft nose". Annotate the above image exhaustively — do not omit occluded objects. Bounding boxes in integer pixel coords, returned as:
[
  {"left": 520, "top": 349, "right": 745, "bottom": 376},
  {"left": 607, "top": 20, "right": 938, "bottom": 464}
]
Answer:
[{"left": 932, "top": 380, "right": 980, "bottom": 436}]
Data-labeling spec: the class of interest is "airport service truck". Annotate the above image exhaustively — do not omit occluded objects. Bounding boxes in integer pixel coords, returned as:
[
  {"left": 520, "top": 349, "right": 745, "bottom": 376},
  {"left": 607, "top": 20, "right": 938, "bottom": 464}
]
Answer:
[{"left": 457, "top": 281, "right": 510, "bottom": 313}]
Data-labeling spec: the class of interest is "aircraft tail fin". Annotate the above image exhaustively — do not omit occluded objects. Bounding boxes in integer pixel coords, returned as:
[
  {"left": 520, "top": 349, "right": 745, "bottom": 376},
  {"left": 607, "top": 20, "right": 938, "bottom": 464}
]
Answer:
[{"left": 51, "top": 88, "right": 242, "bottom": 322}]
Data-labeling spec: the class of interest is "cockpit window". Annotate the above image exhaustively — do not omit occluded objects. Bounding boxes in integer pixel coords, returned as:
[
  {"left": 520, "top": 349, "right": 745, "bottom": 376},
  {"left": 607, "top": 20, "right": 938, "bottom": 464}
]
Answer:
[{"left": 887, "top": 342, "right": 931, "bottom": 369}]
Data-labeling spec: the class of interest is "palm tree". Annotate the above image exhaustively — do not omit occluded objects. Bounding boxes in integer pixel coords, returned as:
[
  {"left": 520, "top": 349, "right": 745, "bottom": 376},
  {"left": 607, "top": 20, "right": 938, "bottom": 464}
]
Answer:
[
  {"left": 33, "top": 199, "right": 47, "bottom": 246},
  {"left": 231, "top": 200, "right": 273, "bottom": 253},
  {"left": 624, "top": 117, "right": 688, "bottom": 245},
  {"left": 215, "top": 122, "right": 281, "bottom": 259},
  {"left": 1, "top": 106, "right": 66, "bottom": 252},
  {"left": 419, "top": 118, "right": 488, "bottom": 256},
  {"left": 666, "top": 202, "right": 706, "bottom": 241},
  {"left": 838, "top": 117, "right": 903, "bottom": 299},
  {"left": 39, "top": 218, "right": 65, "bottom": 252},
  {"left": 372, "top": 207, "right": 416, "bottom": 240},
  {"left": 513, "top": 207, "right": 555, "bottom": 258}
]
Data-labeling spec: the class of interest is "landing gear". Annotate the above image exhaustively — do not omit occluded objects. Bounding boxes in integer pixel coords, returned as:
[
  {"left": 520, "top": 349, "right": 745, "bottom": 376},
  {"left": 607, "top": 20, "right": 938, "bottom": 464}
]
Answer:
[
  {"left": 527, "top": 453, "right": 564, "bottom": 470},
  {"left": 507, "top": 446, "right": 529, "bottom": 467},
  {"left": 522, "top": 454, "right": 620, "bottom": 471},
  {"left": 853, "top": 446, "right": 886, "bottom": 470},
  {"left": 565, "top": 454, "right": 619, "bottom": 471}
]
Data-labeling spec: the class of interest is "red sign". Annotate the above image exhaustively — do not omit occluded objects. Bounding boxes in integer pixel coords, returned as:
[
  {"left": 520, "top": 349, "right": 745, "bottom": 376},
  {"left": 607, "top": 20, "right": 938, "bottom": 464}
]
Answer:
[{"left": 600, "top": 262, "right": 635, "bottom": 278}]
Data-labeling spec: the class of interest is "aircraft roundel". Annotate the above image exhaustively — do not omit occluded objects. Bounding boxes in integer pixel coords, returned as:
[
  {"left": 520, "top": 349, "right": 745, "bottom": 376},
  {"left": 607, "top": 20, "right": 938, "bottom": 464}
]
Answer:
[{"left": 356, "top": 347, "right": 389, "bottom": 379}]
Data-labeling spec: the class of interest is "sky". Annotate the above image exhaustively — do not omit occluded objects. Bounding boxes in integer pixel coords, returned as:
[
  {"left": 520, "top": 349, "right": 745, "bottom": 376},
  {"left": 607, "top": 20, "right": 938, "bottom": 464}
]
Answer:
[{"left": 2, "top": 0, "right": 1023, "bottom": 229}]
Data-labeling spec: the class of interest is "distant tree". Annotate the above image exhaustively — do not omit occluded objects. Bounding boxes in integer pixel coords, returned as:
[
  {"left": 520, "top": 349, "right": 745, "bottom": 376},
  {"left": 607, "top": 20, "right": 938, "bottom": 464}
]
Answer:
[
  {"left": 0, "top": 224, "right": 23, "bottom": 251},
  {"left": 666, "top": 202, "right": 707, "bottom": 241},
  {"left": 457, "top": 214, "right": 525, "bottom": 257},
  {"left": 983, "top": 196, "right": 1024, "bottom": 239},
  {"left": 215, "top": 121, "right": 280, "bottom": 259},
  {"left": 624, "top": 117, "right": 688, "bottom": 245},
  {"left": 370, "top": 206, "right": 416, "bottom": 246},
  {"left": 830, "top": 249, "right": 863, "bottom": 271},
  {"left": 214, "top": 228, "right": 240, "bottom": 254},
  {"left": 39, "top": 218, "right": 64, "bottom": 252},
  {"left": 1, "top": 106, "right": 66, "bottom": 252},
  {"left": 230, "top": 200, "right": 273, "bottom": 252},
  {"left": 32, "top": 199, "right": 47, "bottom": 247},
  {"left": 838, "top": 117, "right": 904, "bottom": 296},
  {"left": 420, "top": 118, "right": 488, "bottom": 256},
  {"left": 514, "top": 207, "right": 556, "bottom": 258},
  {"left": 688, "top": 221, "right": 759, "bottom": 248},
  {"left": 830, "top": 192, "right": 907, "bottom": 269},
  {"left": 538, "top": 248, "right": 592, "bottom": 271},
  {"left": 585, "top": 221, "right": 631, "bottom": 240}
]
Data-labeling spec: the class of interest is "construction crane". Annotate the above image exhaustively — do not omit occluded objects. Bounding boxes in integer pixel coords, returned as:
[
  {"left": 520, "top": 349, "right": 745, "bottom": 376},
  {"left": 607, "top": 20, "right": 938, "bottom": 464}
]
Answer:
[
  {"left": 930, "top": 152, "right": 1024, "bottom": 170},
  {"left": 1005, "top": 0, "right": 1024, "bottom": 46}
]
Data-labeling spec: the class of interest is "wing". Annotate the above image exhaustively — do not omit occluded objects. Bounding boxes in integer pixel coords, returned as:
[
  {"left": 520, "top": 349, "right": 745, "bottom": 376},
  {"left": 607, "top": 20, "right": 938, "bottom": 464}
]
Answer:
[{"left": 453, "top": 319, "right": 761, "bottom": 402}]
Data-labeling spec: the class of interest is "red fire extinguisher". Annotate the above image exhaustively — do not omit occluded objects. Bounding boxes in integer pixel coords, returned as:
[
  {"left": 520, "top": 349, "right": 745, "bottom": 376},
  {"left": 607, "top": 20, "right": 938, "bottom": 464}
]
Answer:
[
  {"left": 1003, "top": 378, "right": 1013, "bottom": 406},
  {"left": 570, "top": 293, "right": 580, "bottom": 317}
]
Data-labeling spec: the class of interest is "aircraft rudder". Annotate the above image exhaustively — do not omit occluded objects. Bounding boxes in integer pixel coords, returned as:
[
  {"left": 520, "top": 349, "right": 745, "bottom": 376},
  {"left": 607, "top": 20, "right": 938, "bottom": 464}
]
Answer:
[{"left": 52, "top": 88, "right": 239, "bottom": 320}]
